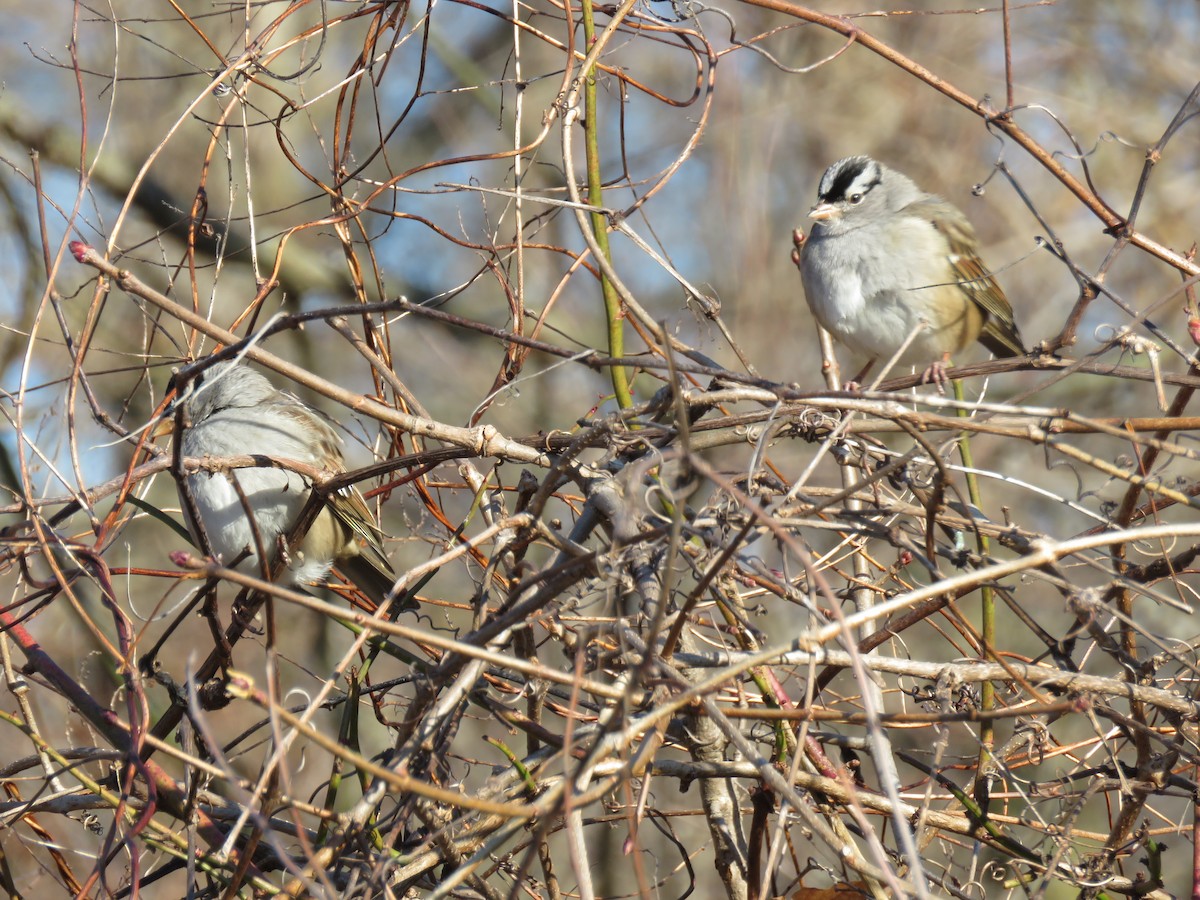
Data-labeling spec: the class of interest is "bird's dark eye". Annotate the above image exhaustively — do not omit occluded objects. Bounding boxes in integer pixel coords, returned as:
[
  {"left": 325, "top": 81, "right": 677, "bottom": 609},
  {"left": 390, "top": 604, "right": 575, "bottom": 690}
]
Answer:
[{"left": 849, "top": 193, "right": 864, "bottom": 204}]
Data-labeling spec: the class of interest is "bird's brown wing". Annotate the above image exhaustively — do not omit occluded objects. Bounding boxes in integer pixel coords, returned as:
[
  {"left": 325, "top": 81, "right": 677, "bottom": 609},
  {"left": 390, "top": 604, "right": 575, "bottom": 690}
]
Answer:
[
  {"left": 278, "top": 396, "right": 412, "bottom": 610},
  {"left": 911, "top": 198, "right": 1027, "bottom": 358},
  {"left": 329, "top": 487, "right": 415, "bottom": 610}
]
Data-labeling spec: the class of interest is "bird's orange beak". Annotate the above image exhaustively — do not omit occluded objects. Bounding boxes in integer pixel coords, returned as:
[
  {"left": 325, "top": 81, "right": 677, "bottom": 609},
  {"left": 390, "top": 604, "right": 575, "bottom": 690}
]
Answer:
[
  {"left": 150, "top": 416, "right": 175, "bottom": 441},
  {"left": 809, "top": 202, "right": 837, "bottom": 221}
]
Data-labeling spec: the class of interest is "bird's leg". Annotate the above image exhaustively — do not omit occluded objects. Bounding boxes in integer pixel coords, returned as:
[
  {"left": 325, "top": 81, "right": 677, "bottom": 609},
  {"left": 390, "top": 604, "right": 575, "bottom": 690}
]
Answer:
[
  {"left": 919, "top": 353, "right": 954, "bottom": 393},
  {"left": 275, "top": 533, "right": 293, "bottom": 568},
  {"left": 844, "top": 358, "right": 875, "bottom": 391}
]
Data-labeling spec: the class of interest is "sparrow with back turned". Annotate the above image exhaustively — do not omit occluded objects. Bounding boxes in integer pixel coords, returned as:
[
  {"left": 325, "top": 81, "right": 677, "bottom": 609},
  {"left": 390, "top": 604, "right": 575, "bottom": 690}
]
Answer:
[
  {"left": 164, "top": 361, "right": 412, "bottom": 609},
  {"left": 797, "top": 155, "right": 1026, "bottom": 387}
]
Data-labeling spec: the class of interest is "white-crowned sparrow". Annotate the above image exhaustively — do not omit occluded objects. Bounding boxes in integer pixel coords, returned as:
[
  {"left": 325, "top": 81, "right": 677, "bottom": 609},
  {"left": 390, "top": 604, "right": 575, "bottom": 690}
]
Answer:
[
  {"left": 798, "top": 155, "right": 1025, "bottom": 384},
  {"left": 166, "top": 361, "right": 407, "bottom": 608}
]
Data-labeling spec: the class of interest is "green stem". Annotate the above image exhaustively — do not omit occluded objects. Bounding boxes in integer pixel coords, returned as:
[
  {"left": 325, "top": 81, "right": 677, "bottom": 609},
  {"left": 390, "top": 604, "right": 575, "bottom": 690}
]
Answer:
[
  {"left": 952, "top": 382, "right": 995, "bottom": 779},
  {"left": 580, "top": 0, "right": 632, "bottom": 409}
]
